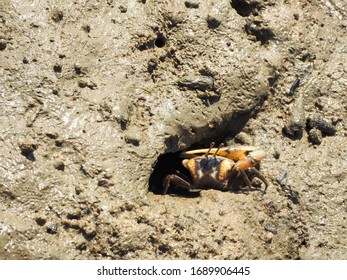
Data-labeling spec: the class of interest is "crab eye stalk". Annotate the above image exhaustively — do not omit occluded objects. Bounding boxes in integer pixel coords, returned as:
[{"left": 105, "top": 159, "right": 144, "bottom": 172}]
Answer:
[
  {"left": 213, "top": 143, "right": 224, "bottom": 157},
  {"left": 205, "top": 142, "right": 215, "bottom": 159}
]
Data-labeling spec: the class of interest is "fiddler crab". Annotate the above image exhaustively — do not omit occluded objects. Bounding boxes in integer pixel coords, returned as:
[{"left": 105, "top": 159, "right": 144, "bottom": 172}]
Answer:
[{"left": 163, "top": 143, "right": 268, "bottom": 194}]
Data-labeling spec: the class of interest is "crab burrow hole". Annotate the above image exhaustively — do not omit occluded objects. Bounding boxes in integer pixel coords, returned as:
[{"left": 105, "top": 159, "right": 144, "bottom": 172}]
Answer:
[{"left": 148, "top": 150, "right": 190, "bottom": 195}]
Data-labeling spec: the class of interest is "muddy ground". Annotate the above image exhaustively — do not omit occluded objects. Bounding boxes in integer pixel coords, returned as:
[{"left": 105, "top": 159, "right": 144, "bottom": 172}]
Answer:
[{"left": 0, "top": 0, "right": 346, "bottom": 259}]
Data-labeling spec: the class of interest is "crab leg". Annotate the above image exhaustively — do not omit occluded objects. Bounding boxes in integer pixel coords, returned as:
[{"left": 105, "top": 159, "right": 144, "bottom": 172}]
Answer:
[
  {"left": 163, "top": 174, "right": 192, "bottom": 195},
  {"left": 224, "top": 167, "right": 252, "bottom": 190},
  {"left": 232, "top": 149, "right": 268, "bottom": 190},
  {"left": 247, "top": 167, "right": 269, "bottom": 191}
]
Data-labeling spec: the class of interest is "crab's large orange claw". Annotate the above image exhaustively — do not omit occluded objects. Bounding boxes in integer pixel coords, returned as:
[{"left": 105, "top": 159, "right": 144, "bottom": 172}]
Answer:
[
  {"left": 250, "top": 149, "right": 266, "bottom": 162},
  {"left": 180, "top": 145, "right": 265, "bottom": 162},
  {"left": 234, "top": 149, "right": 266, "bottom": 169},
  {"left": 217, "top": 146, "right": 265, "bottom": 161}
]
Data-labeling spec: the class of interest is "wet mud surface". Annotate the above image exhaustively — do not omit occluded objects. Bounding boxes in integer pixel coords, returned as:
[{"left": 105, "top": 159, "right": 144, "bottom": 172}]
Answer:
[{"left": 0, "top": 0, "right": 346, "bottom": 259}]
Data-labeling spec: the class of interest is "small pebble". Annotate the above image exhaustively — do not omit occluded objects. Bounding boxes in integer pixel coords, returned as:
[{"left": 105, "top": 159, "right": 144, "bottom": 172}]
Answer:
[
  {"left": 207, "top": 16, "right": 221, "bottom": 29},
  {"left": 35, "top": 216, "right": 47, "bottom": 226},
  {"left": 234, "top": 132, "right": 252, "bottom": 145},
  {"left": 46, "top": 130, "right": 59, "bottom": 139},
  {"left": 124, "top": 129, "right": 141, "bottom": 146},
  {"left": 19, "top": 139, "right": 38, "bottom": 154},
  {"left": 78, "top": 79, "right": 88, "bottom": 88},
  {"left": 97, "top": 178, "right": 115, "bottom": 187},
  {"left": 82, "top": 24, "right": 91, "bottom": 33},
  {"left": 118, "top": 5, "right": 127, "bottom": 13},
  {"left": 0, "top": 41, "right": 7, "bottom": 51},
  {"left": 47, "top": 222, "right": 58, "bottom": 234},
  {"left": 185, "top": 1, "right": 199, "bottom": 8},
  {"left": 264, "top": 223, "right": 278, "bottom": 234},
  {"left": 307, "top": 116, "right": 336, "bottom": 135},
  {"left": 289, "top": 78, "right": 300, "bottom": 95},
  {"left": 51, "top": 9, "right": 63, "bottom": 22},
  {"left": 177, "top": 75, "right": 214, "bottom": 91},
  {"left": 53, "top": 160, "right": 65, "bottom": 171},
  {"left": 284, "top": 93, "right": 305, "bottom": 137},
  {"left": 308, "top": 128, "right": 322, "bottom": 145}
]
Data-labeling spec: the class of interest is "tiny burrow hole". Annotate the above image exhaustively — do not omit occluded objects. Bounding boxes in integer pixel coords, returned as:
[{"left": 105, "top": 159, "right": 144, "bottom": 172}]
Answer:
[
  {"left": 154, "top": 35, "right": 166, "bottom": 48},
  {"left": 53, "top": 64, "right": 62, "bottom": 73},
  {"left": 230, "top": 0, "right": 261, "bottom": 17}
]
